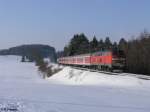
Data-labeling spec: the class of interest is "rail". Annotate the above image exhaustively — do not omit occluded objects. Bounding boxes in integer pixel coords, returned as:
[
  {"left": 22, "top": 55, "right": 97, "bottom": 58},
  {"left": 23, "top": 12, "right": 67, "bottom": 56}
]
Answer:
[{"left": 69, "top": 66, "right": 150, "bottom": 80}]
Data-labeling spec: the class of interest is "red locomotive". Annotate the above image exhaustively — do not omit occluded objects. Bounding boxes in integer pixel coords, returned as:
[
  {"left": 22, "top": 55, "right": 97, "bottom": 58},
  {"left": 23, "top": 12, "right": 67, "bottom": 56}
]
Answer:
[{"left": 58, "top": 50, "right": 125, "bottom": 71}]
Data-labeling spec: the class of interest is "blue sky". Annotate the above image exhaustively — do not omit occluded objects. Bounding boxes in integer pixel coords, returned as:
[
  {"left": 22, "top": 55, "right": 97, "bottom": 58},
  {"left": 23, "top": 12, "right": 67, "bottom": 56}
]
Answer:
[{"left": 0, "top": 0, "right": 150, "bottom": 51}]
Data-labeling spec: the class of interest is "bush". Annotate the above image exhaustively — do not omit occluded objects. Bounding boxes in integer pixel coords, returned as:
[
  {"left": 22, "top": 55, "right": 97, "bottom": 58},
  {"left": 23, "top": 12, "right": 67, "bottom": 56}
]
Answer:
[
  {"left": 46, "top": 66, "right": 53, "bottom": 77},
  {"left": 46, "top": 66, "right": 62, "bottom": 77},
  {"left": 38, "top": 61, "right": 48, "bottom": 73}
]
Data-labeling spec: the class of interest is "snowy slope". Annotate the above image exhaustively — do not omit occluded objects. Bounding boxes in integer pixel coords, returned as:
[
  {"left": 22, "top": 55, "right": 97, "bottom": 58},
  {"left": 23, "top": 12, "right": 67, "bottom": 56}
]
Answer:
[
  {"left": 48, "top": 66, "right": 150, "bottom": 87},
  {"left": 0, "top": 56, "right": 150, "bottom": 112}
]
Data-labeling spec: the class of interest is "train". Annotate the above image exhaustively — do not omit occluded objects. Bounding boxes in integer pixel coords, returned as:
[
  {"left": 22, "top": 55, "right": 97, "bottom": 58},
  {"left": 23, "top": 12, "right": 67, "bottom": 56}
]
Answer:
[{"left": 58, "top": 50, "right": 126, "bottom": 72}]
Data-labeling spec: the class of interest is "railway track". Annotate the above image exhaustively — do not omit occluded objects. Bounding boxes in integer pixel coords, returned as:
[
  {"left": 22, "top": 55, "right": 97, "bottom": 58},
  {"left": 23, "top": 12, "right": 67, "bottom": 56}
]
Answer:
[
  {"left": 71, "top": 66, "right": 120, "bottom": 75},
  {"left": 70, "top": 66, "right": 150, "bottom": 80}
]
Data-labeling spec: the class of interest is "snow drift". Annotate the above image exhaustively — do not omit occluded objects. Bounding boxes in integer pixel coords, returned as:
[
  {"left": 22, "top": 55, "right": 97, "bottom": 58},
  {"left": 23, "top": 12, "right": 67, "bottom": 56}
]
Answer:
[{"left": 48, "top": 66, "right": 149, "bottom": 87}]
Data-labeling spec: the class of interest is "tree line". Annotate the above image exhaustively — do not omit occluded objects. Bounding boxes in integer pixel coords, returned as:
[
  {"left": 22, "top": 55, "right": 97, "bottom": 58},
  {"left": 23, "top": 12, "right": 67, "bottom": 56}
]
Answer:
[
  {"left": 57, "top": 31, "right": 150, "bottom": 75},
  {"left": 57, "top": 33, "right": 124, "bottom": 56}
]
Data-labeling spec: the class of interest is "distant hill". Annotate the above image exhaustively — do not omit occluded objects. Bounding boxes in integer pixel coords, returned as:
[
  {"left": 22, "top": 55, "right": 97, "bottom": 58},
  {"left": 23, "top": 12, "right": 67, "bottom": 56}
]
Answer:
[{"left": 0, "top": 44, "right": 57, "bottom": 62}]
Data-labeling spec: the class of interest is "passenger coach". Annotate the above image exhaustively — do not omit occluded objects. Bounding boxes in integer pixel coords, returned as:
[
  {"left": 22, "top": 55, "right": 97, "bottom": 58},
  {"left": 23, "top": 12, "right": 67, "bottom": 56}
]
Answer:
[{"left": 58, "top": 50, "right": 125, "bottom": 71}]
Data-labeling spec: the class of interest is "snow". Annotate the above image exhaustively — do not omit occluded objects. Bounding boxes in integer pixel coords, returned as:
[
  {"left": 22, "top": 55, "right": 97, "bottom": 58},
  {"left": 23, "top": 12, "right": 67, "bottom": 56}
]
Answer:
[
  {"left": 0, "top": 55, "right": 150, "bottom": 112},
  {"left": 48, "top": 67, "right": 149, "bottom": 87}
]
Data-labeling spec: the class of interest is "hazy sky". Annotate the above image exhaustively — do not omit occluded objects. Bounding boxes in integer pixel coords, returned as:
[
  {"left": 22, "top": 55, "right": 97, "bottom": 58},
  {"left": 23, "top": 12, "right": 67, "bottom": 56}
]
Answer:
[{"left": 0, "top": 0, "right": 150, "bottom": 51}]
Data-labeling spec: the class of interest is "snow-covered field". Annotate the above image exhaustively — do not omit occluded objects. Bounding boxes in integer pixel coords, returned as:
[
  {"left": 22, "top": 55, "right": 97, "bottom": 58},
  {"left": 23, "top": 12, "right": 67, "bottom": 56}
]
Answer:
[{"left": 0, "top": 56, "right": 150, "bottom": 112}]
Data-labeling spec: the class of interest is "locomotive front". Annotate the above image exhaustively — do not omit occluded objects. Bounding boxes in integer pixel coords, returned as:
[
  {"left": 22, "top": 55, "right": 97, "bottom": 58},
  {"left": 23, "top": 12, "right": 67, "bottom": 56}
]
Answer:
[{"left": 112, "top": 50, "right": 126, "bottom": 70}]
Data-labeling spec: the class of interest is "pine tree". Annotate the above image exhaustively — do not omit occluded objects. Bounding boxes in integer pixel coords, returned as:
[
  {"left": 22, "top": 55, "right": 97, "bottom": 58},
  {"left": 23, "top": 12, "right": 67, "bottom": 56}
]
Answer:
[
  {"left": 66, "top": 33, "right": 89, "bottom": 55},
  {"left": 112, "top": 42, "right": 118, "bottom": 52},
  {"left": 104, "top": 37, "right": 112, "bottom": 50},
  {"left": 90, "top": 36, "right": 98, "bottom": 52},
  {"left": 98, "top": 39, "right": 104, "bottom": 51},
  {"left": 118, "top": 38, "right": 127, "bottom": 52}
]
